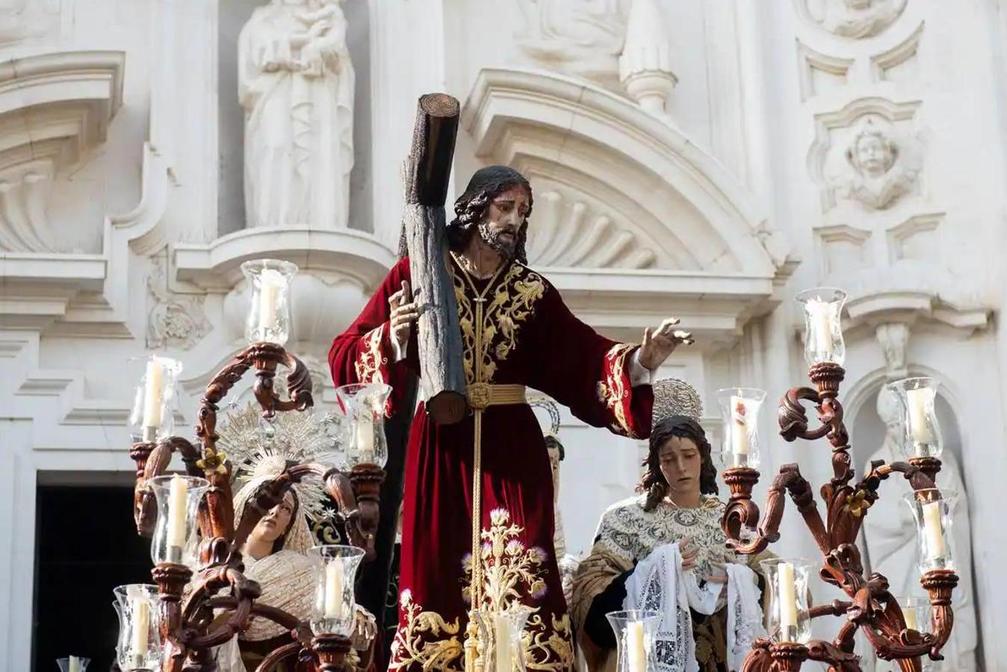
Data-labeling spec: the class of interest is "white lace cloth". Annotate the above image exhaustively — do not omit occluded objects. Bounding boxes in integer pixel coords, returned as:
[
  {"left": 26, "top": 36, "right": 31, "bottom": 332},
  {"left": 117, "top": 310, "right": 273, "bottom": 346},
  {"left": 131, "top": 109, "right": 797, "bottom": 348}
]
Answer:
[{"left": 624, "top": 543, "right": 765, "bottom": 672}]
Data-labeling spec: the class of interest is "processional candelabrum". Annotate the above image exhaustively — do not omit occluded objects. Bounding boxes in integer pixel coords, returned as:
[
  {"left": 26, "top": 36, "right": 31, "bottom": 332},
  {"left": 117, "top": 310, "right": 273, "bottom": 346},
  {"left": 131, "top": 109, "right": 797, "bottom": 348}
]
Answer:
[
  {"left": 718, "top": 288, "right": 958, "bottom": 672},
  {"left": 118, "top": 259, "right": 387, "bottom": 672}
]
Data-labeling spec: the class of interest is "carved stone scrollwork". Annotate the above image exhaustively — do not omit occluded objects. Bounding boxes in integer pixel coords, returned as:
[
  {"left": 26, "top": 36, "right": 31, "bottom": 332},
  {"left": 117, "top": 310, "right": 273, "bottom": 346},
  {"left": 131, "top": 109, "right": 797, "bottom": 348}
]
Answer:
[
  {"left": 0, "top": 162, "right": 57, "bottom": 252},
  {"left": 525, "top": 186, "right": 659, "bottom": 269},
  {"left": 147, "top": 254, "right": 212, "bottom": 351}
]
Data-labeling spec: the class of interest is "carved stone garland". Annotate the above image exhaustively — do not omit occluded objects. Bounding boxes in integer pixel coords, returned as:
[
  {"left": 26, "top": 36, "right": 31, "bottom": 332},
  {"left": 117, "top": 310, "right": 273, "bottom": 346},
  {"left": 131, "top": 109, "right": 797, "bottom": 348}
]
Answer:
[
  {"left": 129, "top": 342, "right": 384, "bottom": 672},
  {"left": 721, "top": 362, "right": 957, "bottom": 672}
]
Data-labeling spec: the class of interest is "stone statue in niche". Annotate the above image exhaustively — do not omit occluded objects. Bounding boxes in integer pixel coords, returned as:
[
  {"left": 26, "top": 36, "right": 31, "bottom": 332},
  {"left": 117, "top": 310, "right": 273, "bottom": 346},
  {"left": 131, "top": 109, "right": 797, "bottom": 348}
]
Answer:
[
  {"left": 861, "top": 387, "right": 977, "bottom": 671},
  {"left": 514, "top": 0, "right": 630, "bottom": 88},
  {"left": 238, "top": 0, "right": 354, "bottom": 230},
  {"left": 826, "top": 116, "right": 921, "bottom": 210},
  {"left": 806, "top": 0, "right": 908, "bottom": 39}
]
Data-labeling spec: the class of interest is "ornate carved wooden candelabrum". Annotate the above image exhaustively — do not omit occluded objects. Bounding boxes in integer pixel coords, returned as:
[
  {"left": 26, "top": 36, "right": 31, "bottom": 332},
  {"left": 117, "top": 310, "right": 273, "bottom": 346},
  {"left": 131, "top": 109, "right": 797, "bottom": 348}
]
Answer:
[
  {"left": 120, "top": 260, "right": 386, "bottom": 672},
  {"left": 719, "top": 289, "right": 958, "bottom": 672}
]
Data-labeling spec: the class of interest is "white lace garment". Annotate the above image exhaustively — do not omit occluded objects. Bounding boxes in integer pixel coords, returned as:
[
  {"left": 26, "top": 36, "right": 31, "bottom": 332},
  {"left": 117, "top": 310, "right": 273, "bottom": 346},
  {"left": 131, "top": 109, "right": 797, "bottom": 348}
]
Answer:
[{"left": 623, "top": 542, "right": 765, "bottom": 672}]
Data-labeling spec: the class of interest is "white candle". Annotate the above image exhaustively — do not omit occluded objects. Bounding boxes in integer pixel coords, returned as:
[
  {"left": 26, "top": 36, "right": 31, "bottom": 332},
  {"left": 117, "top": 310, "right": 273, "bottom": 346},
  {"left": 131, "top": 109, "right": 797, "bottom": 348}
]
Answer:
[
  {"left": 324, "top": 559, "right": 345, "bottom": 619},
  {"left": 257, "top": 269, "right": 285, "bottom": 332},
  {"left": 495, "top": 614, "right": 514, "bottom": 672},
  {"left": 922, "top": 501, "right": 946, "bottom": 559},
  {"left": 68, "top": 656, "right": 81, "bottom": 672},
  {"left": 626, "top": 620, "right": 647, "bottom": 672},
  {"left": 906, "top": 387, "right": 936, "bottom": 446},
  {"left": 778, "top": 562, "right": 799, "bottom": 634},
  {"left": 730, "top": 396, "right": 750, "bottom": 458},
  {"left": 806, "top": 299, "right": 835, "bottom": 354},
  {"left": 902, "top": 606, "right": 918, "bottom": 631},
  {"left": 166, "top": 475, "right": 188, "bottom": 550},
  {"left": 141, "top": 358, "right": 164, "bottom": 430},
  {"left": 128, "top": 586, "right": 149, "bottom": 654}
]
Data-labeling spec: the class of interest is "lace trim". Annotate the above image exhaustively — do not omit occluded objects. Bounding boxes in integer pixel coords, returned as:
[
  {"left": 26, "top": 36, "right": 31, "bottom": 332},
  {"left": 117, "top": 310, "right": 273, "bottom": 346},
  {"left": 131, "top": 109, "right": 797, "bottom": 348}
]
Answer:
[{"left": 596, "top": 496, "right": 735, "bottom": 581}]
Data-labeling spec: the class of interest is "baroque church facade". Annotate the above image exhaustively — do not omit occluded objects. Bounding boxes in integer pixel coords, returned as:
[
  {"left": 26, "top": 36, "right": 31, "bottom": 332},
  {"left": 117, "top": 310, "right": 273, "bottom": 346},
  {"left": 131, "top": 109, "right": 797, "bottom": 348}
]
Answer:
[{"left": 0, "top": 1, "right": 1005, "bottom": 669}]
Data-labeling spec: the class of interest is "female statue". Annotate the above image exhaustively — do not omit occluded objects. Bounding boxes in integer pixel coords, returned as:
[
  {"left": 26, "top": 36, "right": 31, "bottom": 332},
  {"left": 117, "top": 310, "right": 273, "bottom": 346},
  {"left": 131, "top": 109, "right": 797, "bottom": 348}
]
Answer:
[
  {"left": 238, "top": 0, "right": 354, "bottom": 229},
  {"left": 571, "top": 380, "right": 769, "bottom": 672},
  {"left": 213, "top": 405, "right": 376, "bottom": 671}
]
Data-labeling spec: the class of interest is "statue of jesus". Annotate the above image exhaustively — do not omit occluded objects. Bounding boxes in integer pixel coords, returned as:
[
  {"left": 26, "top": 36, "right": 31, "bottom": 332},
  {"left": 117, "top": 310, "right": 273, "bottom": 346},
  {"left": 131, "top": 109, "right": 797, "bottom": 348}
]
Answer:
[{"left": 329, "top": 165, "right": 691, "bottom": 671}]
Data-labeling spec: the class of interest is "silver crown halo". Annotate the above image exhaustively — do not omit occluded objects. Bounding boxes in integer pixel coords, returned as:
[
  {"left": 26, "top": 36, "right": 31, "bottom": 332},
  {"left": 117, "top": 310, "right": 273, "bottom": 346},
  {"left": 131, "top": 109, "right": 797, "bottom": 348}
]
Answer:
[
  {"left": 217, "top": 402, "right": 343, "bottom": 527},
  {"left": 652, "top": 377, "right": 703, "bottom": 429}
]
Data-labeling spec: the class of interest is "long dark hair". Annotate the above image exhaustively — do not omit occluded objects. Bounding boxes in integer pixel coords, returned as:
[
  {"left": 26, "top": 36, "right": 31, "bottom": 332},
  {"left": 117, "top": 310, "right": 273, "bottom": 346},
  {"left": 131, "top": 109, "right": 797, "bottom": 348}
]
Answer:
[
  {"left": 639, "top": 415, "right": 718, "bottom": 512},
  {"left": 399, "top": 165, "right": 534, "bottom": 263}
]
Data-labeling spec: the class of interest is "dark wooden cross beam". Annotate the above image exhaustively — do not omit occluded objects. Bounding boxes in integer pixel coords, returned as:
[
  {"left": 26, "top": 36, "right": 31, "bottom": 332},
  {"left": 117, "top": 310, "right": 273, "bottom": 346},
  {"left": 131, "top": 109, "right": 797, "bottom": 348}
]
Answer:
[{"left": 402, "top": 93, "right": 467, "bottom": 425}]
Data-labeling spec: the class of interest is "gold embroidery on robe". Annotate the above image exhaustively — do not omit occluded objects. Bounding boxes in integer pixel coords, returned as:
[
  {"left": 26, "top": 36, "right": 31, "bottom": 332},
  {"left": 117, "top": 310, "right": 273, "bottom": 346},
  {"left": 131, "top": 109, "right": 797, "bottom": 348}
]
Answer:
[
  {"left": 462, "top": 508, "right": 547, "bottom": 609},
  {"left": 596, "top": 343, "right": 636, "bottom": 438},
  {"left": 388, "top": 589, "right": 464, "bottom": 671},
  {"left": 461, "top": 508, "right": 575, "bottom": 670},
  {"left": 354, "top": 324, "right": 387, "bottom": 384},
  {"left": 524, "top": 612, "right": 575, "bottom": 671},
  {"left": 452, "top": 263, "right": 546, "bottom": 384}
]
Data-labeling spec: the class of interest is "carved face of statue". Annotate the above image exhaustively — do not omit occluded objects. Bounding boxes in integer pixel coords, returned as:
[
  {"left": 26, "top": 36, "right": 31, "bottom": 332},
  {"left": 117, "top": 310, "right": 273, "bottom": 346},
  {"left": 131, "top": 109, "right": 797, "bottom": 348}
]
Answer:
[
  {"left": 852, "top": 131, "right": 895, "bottom": 178},
  {"left": 250, "top": 491, "right": 296, "bottom": 548},
  {"left": 477, "top": 185, "right": 530, "bottom": 258},
  {"left": 658, "top": 435, "right": 702, "bottom": 503},
  {"left": 545, "top": 436, "right": 563, "bottom": 492}
]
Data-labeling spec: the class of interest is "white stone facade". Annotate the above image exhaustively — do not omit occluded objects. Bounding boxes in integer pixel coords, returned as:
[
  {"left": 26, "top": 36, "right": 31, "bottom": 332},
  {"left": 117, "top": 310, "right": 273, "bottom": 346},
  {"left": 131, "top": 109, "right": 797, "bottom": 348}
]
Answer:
[{"left": 1, "top": 1, "right": 1005, "bottom": 669}]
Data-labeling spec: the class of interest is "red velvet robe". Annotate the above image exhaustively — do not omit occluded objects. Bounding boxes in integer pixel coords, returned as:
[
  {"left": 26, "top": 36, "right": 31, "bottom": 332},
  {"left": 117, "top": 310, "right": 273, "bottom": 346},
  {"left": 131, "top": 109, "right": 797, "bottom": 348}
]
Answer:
[{"left": 329, "top": 256, "right": 653, "bottom": 671}]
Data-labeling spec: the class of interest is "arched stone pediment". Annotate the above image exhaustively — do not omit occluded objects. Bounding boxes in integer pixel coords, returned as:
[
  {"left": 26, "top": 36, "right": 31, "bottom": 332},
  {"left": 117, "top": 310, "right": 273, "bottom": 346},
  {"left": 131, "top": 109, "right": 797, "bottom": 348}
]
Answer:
[
  {"left": 463, "top": 67, "right": 790, "bottom": 277},
  {"left": 461, "top": 67, "right": 794, "bottom": 344}
]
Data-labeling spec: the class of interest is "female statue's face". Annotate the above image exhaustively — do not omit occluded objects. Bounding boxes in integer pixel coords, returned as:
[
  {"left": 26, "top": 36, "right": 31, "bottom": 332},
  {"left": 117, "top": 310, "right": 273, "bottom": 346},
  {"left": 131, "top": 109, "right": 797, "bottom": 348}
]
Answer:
[
  {"left": 251, "top": 492, "right": 296, "bottom": 546},
  {"left": 658, "top": 435, "right": 702, "bottom": 501},
  {"left": 477, "top": 185, "right": 530, "bottom": 257}
]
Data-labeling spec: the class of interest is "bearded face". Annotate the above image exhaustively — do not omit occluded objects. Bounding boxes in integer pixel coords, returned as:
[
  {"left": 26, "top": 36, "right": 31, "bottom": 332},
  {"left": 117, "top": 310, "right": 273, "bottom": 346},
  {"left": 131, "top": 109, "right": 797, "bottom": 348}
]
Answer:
[{"left": 476, "top": 185, "right": 530, "bottom": 258}]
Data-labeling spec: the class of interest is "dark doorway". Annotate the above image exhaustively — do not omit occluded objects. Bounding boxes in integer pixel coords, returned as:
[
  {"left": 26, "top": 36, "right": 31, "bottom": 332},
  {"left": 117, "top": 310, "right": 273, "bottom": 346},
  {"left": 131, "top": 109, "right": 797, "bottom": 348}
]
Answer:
[{"left": 34, "top": 477, "right": 151, "bottom": 671}]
